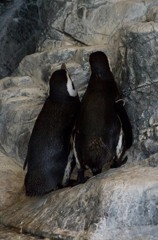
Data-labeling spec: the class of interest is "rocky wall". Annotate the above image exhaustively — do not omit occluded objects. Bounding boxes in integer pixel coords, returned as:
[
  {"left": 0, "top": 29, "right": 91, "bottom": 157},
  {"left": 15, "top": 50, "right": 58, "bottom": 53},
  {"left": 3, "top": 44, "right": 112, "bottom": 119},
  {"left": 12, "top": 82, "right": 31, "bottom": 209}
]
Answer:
[{"left": 0, "top": 0, "right": 47, "bottom": 79}]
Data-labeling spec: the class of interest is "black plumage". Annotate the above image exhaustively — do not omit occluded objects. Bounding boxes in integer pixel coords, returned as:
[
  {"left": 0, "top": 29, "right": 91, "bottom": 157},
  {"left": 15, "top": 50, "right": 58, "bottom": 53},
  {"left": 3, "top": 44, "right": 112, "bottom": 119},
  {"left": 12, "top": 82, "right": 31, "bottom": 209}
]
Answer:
[
  {"left": 74, "top": 51, "right": 133, "bottom": 182},
  {"left": 24, "top": 67, "right": 80, "bottom": 196}
]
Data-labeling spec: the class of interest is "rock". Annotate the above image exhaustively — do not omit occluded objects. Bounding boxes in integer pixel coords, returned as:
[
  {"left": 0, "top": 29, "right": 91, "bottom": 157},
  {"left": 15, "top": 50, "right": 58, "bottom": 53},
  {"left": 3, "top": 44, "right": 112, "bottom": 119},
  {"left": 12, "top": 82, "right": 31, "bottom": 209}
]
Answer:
[
  {"left": 37, "top": 27, "right": 83, "bottom": 53},
  {"left": 90, "top": 224, "right": 158, "bottom": 240},
  {"left": 0, "top": 0, "right": 13, "bottom": 16},
  {"left": 40, "top": 0, "right": 147, "bottom": 47},
  {"left": 146, "top": 5, "right": 158, "bottom": 22},
  {"left": 124, "top": 152, "right": 158, "bottom": 168},
  {"left": 0, "top": 151, "right": 23, "bottom": 211},
  {"left": 0, "top": 225, "right": 44, "bottom": 240},
  {"left": 117, "top": 21, "right": 158, "bottom": 161},
  {"left": 64, "top": 0, "right": 147, "bottom": 46},
  {"left": 0, "top": 0, "right": 47, "bottom": 79},
  {"left": 0, "top": 164, "right": 158, "bottom": 239},
  {"left": 0, "top": 76, "right": 46, "bottom": 163}
]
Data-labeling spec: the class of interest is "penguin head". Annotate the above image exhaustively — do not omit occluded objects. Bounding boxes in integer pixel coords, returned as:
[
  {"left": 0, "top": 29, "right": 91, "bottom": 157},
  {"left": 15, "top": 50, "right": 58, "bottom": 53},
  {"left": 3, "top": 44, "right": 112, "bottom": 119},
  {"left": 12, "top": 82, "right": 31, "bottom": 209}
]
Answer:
[
  {"left": 49, "top": 64, "right": 77, "bottom": 100},
  {"left": 89, "top": 51, "right": 112, "bottom": 77}
]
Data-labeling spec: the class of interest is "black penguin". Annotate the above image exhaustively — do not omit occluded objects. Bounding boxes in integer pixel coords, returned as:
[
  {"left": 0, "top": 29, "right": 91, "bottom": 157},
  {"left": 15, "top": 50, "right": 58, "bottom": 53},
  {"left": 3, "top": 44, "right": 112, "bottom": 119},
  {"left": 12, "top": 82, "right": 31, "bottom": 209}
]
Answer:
[
  {"left": 23, "top": 64, "right": 80, "bottom": 196},
  {"left": 74, "top": 51, "right": 133, "bottom": 182}
]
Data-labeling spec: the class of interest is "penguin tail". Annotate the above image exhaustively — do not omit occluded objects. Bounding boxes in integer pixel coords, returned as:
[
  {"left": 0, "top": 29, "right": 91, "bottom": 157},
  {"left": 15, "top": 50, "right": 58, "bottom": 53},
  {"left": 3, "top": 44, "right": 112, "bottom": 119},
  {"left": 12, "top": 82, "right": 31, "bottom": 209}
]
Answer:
[{"left": 88, "top": 137, "right": 113, "bottom": 173}]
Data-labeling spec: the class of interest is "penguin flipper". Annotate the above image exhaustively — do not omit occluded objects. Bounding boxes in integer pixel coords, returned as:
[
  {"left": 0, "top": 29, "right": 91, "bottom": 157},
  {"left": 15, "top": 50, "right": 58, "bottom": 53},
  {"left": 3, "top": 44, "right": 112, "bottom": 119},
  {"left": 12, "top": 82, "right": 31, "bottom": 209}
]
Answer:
[{"left": 115, "top": 100, "right": 133, "bottom": 149}]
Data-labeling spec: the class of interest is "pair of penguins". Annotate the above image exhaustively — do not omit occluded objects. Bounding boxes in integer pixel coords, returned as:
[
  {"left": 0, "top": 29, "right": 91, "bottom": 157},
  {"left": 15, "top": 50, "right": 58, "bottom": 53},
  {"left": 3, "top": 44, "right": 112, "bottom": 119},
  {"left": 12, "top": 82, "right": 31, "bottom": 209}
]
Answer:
[{"left": 23, "top": 51, "right": 133, "bottom": 196}]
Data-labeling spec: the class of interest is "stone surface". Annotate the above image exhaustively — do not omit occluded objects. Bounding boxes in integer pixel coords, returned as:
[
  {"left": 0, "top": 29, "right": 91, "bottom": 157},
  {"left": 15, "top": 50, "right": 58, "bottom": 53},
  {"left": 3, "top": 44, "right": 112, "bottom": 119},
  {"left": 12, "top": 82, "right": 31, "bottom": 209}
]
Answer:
[
  {"left": 64, "top": 1, "right": 147, "bottom": 46},
  {"left": 0, "top": 76, "right": 46, "bottom": 163},
  {"left": 40, "top": 0, "right": 147, "bottom": 47},
  {"left": 0, "top": 151, "right": 23, "bottom": 211},
  {"left": 0, "top": 0, "right": 47, "bottom": 79},
  {"left": 90, "top": 225, "right": 158, "bottom": 240},
  {"left": 0, "top": 225, "right": 42, "bottom": 240},
  {"left": 0, "top": 162, "right": 158, "bottom": 239},
  {"left": 0, "top": 1, "right": 13, "bottom": 16},
  {"left": 117, "top": 21, "right": 158, "bottom": 161}
]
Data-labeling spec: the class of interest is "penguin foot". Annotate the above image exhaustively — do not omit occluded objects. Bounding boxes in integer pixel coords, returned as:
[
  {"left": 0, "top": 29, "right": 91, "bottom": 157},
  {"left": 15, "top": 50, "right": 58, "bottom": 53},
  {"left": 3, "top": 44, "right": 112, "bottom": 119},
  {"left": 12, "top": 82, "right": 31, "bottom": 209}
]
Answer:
[
  {"left": 65, "top": 177, "right": 89, "bottom": 187},
  {"left": 76, "top": 168, "right": 89, "bottom": 184},
  {"left": 92, "top": 169, "right": 102, "bottom": 176},
  {"left": 111, "top": 156, "right": 128, "bottom": 168},
  {"left": 65, "top": 179, "right": 78, "bottom": 187}
]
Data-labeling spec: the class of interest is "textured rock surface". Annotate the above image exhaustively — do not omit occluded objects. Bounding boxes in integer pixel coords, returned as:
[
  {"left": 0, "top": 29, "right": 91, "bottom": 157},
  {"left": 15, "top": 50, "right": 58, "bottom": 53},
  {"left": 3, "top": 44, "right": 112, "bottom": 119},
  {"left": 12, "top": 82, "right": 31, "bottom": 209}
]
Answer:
[
  {"left": 0, "top": 225, "right": 41, "bottom": 240},
  {"left": 0, "top": 1, "right": 13, "bottom": 16},
  {"left": 0, "top": 151, "right": 23, "bottom": 211},
  {"left": 90, "top": 225, "right": 158, "bottom": 240},
  {"left": 38, "top": 0, "right": 147, "bottom": 47},
  {"left": 0, "top": 76, "right": 46, "bottom": 163},
  {"left": 0, "top": 0, "right": 46, "bottom": 79},
  {"left": 118, "top": 21, "right": 158, "bottom": 161},
  {"left": 0, "top": 162, "right": 158, "bottom": 239}
]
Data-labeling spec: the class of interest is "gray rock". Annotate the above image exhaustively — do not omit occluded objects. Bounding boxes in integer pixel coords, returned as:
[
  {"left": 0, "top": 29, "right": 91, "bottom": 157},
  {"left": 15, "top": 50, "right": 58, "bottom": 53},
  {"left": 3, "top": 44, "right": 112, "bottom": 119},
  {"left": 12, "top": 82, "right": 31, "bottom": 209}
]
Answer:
[
  {"left": 90, "top": 225, "right": 158, "bottom": 240},
  {"left": 0, "top": 225, "right": 44, "bottom": 240},
  {"left": 0, "top": 151, "right": 23, "bottom": 211},
  {"left": 40, "top": 0, "right": 148, "bottom": 47},
  {"left": 124, "top": 152, "right": 158, "bottom": 168},
  {"left": 0, "top": 76, "right": 46, "bottom": 163},
  {"left": 0, "top": 0, "right": 47, "bottom": 79},
  {"left": 37, "top": 0, "right": 158, "bottom": 52},
  {"left": 0, "top": 1, "right": 13, "bottom": 16},
  {"left": 0, "top": 164, "right": 158, "bottom": 239},
  {"left": 64, "top": 0, "right": 147, "bottom": 45},
  {"left": 117, "top": 21, "right": 158, "bottom": 161},
  {"left": 146, "top": 5, "right": 158, "bottom": 22}
]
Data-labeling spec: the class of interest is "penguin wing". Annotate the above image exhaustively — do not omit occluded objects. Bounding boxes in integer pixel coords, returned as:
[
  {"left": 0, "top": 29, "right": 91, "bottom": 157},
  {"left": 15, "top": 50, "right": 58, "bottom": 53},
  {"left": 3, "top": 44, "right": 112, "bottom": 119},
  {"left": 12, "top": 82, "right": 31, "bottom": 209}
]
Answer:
[
  {"left": 115, "top": 100, "right": 133, "bottom": 149},
  {"left": 110, "top": 116, "right": 127, "bottom": 168}
]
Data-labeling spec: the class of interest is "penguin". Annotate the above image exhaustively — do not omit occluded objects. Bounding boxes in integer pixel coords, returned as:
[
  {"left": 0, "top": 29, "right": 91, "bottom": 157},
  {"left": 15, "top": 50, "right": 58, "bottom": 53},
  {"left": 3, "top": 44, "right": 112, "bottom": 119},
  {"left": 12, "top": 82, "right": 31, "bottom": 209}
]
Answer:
[
  {"left": 74, "top": 51, "right": 133, "bottom": 183},
  {"left": 23, "top": 64, "right": 80, "bottom": 196}
]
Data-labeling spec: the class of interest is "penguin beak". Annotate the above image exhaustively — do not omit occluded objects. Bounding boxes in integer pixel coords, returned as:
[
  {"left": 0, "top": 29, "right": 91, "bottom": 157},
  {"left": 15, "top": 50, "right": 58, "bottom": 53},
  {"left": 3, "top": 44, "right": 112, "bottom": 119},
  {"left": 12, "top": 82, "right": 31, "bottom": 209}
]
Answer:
[{"left": 61, "top": 63, "right": 67, "bottom": 70}]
